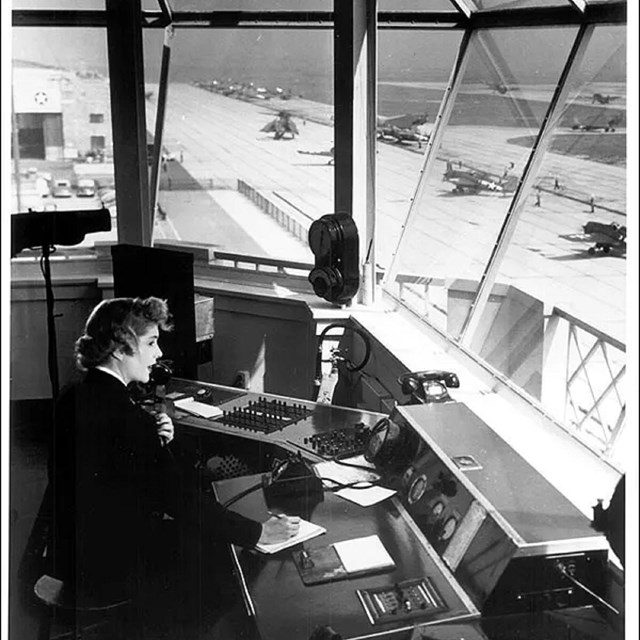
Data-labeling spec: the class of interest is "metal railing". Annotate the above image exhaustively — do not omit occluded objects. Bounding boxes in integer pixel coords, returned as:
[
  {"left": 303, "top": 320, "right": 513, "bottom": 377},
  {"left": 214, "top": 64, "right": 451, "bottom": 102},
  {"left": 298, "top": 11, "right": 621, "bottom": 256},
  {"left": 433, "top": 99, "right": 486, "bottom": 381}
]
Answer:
[{"left": 546, "top": 306, "right": 626, "bottom": 455}]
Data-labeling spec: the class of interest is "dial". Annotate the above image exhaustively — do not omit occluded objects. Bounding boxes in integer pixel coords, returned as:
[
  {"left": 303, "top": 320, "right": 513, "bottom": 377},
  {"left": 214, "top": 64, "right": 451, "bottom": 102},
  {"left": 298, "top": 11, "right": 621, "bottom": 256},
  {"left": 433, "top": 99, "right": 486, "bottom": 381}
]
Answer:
[
  {"left": 431, "top": 501, "right": 445, "bottom": 517},
  {"left": 440, "top": 516, "right": 457, "bottom": 541},
  {"left": 408, "top": 474, "right": 428, "bottom": 504}
]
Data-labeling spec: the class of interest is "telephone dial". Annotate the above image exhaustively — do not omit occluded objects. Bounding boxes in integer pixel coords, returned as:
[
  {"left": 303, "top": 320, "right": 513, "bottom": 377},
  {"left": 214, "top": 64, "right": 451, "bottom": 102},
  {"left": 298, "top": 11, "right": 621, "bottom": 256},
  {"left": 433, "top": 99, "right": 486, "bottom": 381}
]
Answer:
[{"left": 398, "top": 370, "right": 459, "bottom": 404}]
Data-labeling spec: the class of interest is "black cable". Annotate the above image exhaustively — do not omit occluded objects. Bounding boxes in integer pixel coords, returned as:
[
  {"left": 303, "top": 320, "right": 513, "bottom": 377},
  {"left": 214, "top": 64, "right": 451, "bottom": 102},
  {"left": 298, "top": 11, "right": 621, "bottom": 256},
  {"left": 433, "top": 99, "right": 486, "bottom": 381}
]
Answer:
[
  {"left": 221, "top": 481, "right": 264, "bottom": 508},
  {"left": 316, "top": 322, "right": 372, "bottom": 376},
  {"left": 555, "top": 563, "right": 619, "bottom": 615}
]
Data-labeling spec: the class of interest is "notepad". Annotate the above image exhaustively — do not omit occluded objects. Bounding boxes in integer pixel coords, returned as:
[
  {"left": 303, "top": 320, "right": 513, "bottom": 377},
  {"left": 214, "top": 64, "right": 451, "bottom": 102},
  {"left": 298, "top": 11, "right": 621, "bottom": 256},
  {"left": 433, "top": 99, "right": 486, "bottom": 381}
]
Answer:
[
  {"left": 293, "top": 534, "right": 396, "bottom": 585},
  {"left": 174, "top": 397, "right": 223, "bottom": 419},
  {"left": 332, "top": 535, "right": 395, "bottom": 575},
  {"left": 255, "top": 518, "right": 327, "bottom": 555}
]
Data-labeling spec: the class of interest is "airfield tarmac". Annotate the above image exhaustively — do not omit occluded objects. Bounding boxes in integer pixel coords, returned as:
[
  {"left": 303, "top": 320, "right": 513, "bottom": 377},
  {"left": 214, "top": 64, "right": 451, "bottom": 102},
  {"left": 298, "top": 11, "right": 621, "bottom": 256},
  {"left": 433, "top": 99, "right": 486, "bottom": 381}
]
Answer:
[{"left": 147, "top": 82, "right": 628, "bottom": 343}]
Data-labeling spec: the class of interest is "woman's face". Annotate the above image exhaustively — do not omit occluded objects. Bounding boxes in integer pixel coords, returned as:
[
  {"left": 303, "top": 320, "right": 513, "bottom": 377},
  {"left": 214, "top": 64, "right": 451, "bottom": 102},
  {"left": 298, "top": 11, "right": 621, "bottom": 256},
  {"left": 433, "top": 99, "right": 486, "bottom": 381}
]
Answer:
[{"left": 120, "top": 324, "right": 163, "bottom": 385}]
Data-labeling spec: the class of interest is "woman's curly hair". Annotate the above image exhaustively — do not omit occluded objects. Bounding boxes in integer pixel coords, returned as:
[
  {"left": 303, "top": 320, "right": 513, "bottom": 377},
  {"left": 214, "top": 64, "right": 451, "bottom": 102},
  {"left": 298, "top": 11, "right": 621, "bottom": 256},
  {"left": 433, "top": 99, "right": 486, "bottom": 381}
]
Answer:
[{"left": 75, "top": 297, "right": 173, "bottom": 370}]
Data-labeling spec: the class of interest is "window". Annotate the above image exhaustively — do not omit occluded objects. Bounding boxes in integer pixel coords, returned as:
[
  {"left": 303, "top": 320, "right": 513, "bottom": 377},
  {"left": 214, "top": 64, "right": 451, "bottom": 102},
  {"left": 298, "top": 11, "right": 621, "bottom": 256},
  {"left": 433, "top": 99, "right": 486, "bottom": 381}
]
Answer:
[
  {"left": 11, "top": 27, "right": 116, "bottom": 245},
  {"left": 382, "top": 24, "right": 628, "bottom": 459},
  {"left": 144, "top": 27, "right": 331, "bottom": 263}
]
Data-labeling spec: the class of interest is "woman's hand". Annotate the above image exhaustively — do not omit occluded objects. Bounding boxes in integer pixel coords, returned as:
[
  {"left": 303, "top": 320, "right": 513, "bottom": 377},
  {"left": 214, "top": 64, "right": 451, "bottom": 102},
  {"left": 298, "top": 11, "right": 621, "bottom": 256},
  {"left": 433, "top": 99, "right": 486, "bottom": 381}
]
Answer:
[
  {"left": 155, "top": 412, "right": 174, "bottom": 446},
  {"left": 257, "top": 514, "right": 301, "bottom": 546}
]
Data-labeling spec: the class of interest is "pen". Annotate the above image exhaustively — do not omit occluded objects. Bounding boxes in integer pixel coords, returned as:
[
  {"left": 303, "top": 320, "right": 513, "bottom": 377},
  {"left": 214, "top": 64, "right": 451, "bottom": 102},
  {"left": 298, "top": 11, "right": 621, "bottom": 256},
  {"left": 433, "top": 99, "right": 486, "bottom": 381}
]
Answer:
[{"left": 267, "top": 511, "right": 286, "bottom": 519}]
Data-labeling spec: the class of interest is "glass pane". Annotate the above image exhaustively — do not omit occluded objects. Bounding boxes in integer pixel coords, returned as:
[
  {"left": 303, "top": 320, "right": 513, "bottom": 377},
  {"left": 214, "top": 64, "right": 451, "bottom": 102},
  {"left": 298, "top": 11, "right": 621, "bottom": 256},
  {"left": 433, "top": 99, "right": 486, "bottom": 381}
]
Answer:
[
  {"left": 378, "top": 0, "right": 457, "bottom": 9},
  {"left": 377, "top": 29, "right": 462, "bottom": 269},
  {"left": 384, "top": 27, "right": 576, "bottom": 335},
  {"left": 145, "top": 28, "right": 330, "bottom": 262},
  {"left": 474, "top": 0, "right": 569, "bottom": 9},
  {"left": 468, "top": 25, "right": 626, "bottom": 454},
  {"left": 142, "top": 0, "right": 331, "bottom": 10},
  {"left": 11, "top": 27, "right": 117, "bottom": 248},
  {"left": 13, "top": 0, "right": 103, "bottom": 8}
]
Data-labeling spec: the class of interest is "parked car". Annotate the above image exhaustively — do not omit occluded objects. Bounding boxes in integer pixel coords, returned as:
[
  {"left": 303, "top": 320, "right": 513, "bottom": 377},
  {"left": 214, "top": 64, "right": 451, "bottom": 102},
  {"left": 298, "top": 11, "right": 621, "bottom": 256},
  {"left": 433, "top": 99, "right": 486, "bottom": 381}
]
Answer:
[
  {"left": 77, "top": 178, "right": 97, "bottom": 198},
  {"left": 52, "top": 179, "right": 73, "bottom": 198}
]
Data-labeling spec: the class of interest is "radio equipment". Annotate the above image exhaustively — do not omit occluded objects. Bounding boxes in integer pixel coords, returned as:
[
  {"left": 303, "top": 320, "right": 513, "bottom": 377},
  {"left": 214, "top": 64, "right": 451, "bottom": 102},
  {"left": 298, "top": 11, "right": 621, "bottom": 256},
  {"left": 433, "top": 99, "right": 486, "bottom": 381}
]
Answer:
[{"left": 363, "top": 403, "right": 609, "bottom": 615}]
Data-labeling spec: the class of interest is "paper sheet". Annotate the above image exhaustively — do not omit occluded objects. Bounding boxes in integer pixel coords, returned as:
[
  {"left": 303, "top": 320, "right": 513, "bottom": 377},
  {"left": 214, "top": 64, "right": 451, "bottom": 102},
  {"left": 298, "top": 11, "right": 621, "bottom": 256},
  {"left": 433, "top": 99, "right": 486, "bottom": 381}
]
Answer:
[
  {"left": 314, "top": 455, "right": 380, "bottom": 485},
  {"left": 173, "top": 397, "right": 223, "bottom": 419},
  {"left": 255, "top": 518, "right": 327, "bottom": 554},
  {"left": 314, "top": 455, "right": 393, "bottom": 506},
  {"left": 334, "top": 485, "right": 396, "bottom": 507},
  {"left": 333, "top": 534, "right": 395, "bottom": 574}
]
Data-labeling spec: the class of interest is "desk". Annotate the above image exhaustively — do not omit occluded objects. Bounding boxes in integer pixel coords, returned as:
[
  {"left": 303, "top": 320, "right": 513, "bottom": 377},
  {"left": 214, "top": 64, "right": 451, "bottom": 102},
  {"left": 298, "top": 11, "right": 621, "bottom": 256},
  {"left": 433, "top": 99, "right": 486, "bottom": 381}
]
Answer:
[
  {"left": 214, "top": 474, "right": 480, "bottom": 640},
  {"left": 163, "top": 381, "right": 619, "bottom": 640}
]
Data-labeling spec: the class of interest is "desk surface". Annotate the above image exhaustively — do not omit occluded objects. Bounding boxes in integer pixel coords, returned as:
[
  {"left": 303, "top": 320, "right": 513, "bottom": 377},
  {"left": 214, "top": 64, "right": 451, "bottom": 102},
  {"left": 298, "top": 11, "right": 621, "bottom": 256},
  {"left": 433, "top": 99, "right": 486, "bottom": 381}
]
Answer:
[{"left": 215, "top": 474, "right": 479, "bottom": 640}]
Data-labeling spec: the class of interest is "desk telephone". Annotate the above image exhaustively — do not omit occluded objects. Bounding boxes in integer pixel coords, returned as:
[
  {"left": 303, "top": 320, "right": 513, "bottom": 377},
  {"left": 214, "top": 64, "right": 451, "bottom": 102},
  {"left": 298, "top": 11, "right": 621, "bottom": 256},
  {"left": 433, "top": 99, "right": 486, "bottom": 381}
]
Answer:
[{"left": 398, "top": 370, "right": 459, "bottom": 405}]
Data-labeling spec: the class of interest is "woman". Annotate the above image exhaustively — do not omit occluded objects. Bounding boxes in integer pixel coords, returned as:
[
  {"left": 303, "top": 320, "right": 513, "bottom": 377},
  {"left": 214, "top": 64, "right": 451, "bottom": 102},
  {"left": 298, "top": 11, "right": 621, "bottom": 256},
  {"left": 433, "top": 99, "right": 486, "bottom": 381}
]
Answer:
[{"left": 49, "top": 296, "right": 299, "bottom": 634}]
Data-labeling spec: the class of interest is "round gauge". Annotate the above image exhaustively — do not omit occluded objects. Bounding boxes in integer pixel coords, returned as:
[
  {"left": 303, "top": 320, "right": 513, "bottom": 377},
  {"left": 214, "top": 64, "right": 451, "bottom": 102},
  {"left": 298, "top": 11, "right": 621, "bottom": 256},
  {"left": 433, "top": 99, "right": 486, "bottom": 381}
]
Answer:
[
  {"left": 431, "top": 501, "right": 445, "bottom": 517},
  {"left": 408, "top": 474, "right": 428, "bottom": 505},
  {"left": 440, "top": 516, "right": 458, "bottom": 541}
]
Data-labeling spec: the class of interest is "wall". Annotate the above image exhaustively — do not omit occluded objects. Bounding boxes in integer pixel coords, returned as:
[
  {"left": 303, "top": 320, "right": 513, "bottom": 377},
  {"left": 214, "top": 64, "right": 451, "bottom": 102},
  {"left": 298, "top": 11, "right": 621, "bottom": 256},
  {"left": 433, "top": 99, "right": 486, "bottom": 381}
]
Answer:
[
  {"left": 10, "top": 280, "right": 104, "bottom": 399},
  {"left": 10, "top": 269, "right": 316, "bottom": 402},
  {"left": 206, "top": 290, "right": 316, "bottom": 400}
]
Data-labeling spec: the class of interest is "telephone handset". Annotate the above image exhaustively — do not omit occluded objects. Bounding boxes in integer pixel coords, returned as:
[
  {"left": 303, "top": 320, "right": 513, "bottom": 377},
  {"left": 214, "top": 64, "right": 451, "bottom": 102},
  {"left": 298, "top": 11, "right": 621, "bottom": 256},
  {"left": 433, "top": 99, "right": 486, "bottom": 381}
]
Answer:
[{"left": 398, "top": 370, "right": 459, "bottom": 404}]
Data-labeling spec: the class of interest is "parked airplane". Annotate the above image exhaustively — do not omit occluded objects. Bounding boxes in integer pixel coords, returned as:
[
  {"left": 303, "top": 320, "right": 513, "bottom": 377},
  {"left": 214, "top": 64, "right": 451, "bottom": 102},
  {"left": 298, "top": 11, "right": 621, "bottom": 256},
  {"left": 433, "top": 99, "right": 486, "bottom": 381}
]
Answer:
[
  {"left": 298, "top": 147, "right": 335, "bottom": 165},
  {"left": 377, "top": 113, "right": 430, "bottom": 148},
  {"left": 261, "top": 111, "right": 300, "bottom": 140},
  {"left": 443, "top": 161, "right": 518, "bottom": 194},
  {"left": 571, "top": 113, "right": 623, "bottom": 132},
  {"left": 486, "top": 81, "right": 509, "bottom": 95},
  {"left": 592, "top": 93, "right": 620, "bottom": 105}
]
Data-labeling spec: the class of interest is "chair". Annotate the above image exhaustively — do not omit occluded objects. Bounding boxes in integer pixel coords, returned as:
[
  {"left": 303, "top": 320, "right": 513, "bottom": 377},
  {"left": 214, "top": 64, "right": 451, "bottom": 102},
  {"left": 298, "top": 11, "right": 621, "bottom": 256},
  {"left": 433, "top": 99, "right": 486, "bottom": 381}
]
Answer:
[{"left": 34, "top": 574, "right": 132, "bottom": 640}]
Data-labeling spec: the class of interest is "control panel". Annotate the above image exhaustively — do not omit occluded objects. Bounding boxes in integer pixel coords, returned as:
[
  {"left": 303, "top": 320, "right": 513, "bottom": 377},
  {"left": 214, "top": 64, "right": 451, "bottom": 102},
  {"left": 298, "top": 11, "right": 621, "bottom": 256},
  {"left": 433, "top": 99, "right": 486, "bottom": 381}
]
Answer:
[
  {"left": 363, "top": 402, "right": 609, "bottom": 616},
  {"left": 215, "top": 397, "right": 312, "bottom": 433}
]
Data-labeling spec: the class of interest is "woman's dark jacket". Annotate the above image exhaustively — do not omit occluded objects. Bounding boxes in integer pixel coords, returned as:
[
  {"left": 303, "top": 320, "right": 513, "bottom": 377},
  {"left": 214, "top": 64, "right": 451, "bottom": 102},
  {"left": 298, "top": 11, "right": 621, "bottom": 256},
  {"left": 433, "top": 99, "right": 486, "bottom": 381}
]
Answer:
[{"left": 49, "top": 368, "right": 261, "bottom": 598}]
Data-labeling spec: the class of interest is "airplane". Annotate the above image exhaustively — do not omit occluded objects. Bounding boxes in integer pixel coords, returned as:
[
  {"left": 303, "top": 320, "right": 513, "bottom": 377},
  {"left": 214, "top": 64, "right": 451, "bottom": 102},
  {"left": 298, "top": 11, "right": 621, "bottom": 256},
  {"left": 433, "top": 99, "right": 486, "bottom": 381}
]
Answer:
[
  {"left": 297, "top": 147, "right": 335, "bottom": 165},
  {"left": 592, "top": 93, "right": 620, "bottom": 105},
  {"left": 571, "top": 113, "right": 623, "bottom": 132},
  {"left": 261, "top": 111, "right": 300, "bottom": 140},
  {"left": 583, "top": 221, "right": 626, "bottom": 255},
  {"left": 443, "top": 160, "right": 518, "bottom": 195},
  {"left": 486, "top": 81, "right": 509, "bottom": 95},
  {"left": 377, "top": 113, "right": 430, "bottom": 148}
]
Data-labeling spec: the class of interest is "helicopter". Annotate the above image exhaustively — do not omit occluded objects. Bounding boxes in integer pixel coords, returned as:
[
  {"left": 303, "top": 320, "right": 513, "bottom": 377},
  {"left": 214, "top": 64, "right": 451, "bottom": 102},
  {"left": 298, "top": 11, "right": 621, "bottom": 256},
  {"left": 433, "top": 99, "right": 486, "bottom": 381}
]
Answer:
[
  {"left": 592, "top": 93, "right": 620, "bottom": 105},
  {"left": 261, "top": 111, "right": 300, "bottom": 140},
  {"left": 376, "top": 113, "right": 430, "bottom": 148},
  {"left": 443, "top": 160, "right": 518, "bottom": 195}
]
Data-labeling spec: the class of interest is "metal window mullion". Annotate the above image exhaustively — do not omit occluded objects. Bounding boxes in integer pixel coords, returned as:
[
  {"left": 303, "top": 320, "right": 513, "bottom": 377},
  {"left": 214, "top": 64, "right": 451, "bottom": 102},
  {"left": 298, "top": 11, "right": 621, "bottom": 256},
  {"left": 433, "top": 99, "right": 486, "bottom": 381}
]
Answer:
[
  {"left": 568, "top": 0, "right": 587, "bottom": 13},
  {"left": 384, "top": 28, "right": 474, "bottom": 284},
  {"left": 149, "top": 25, "right": 175, "bottom": 219},
  {"left": 459, "top": 23, "right": 594, "bottom": 346},
  {"left": 448, "top": 0, "right": 475, "bottom": 20}
]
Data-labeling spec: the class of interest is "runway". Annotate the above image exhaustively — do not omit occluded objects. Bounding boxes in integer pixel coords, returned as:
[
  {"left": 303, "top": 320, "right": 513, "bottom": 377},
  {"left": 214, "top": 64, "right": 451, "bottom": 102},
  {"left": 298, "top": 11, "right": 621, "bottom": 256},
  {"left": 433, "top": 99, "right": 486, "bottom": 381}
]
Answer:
[{"left": 147, "top": 83, "right": 627, "bottom": 343}]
